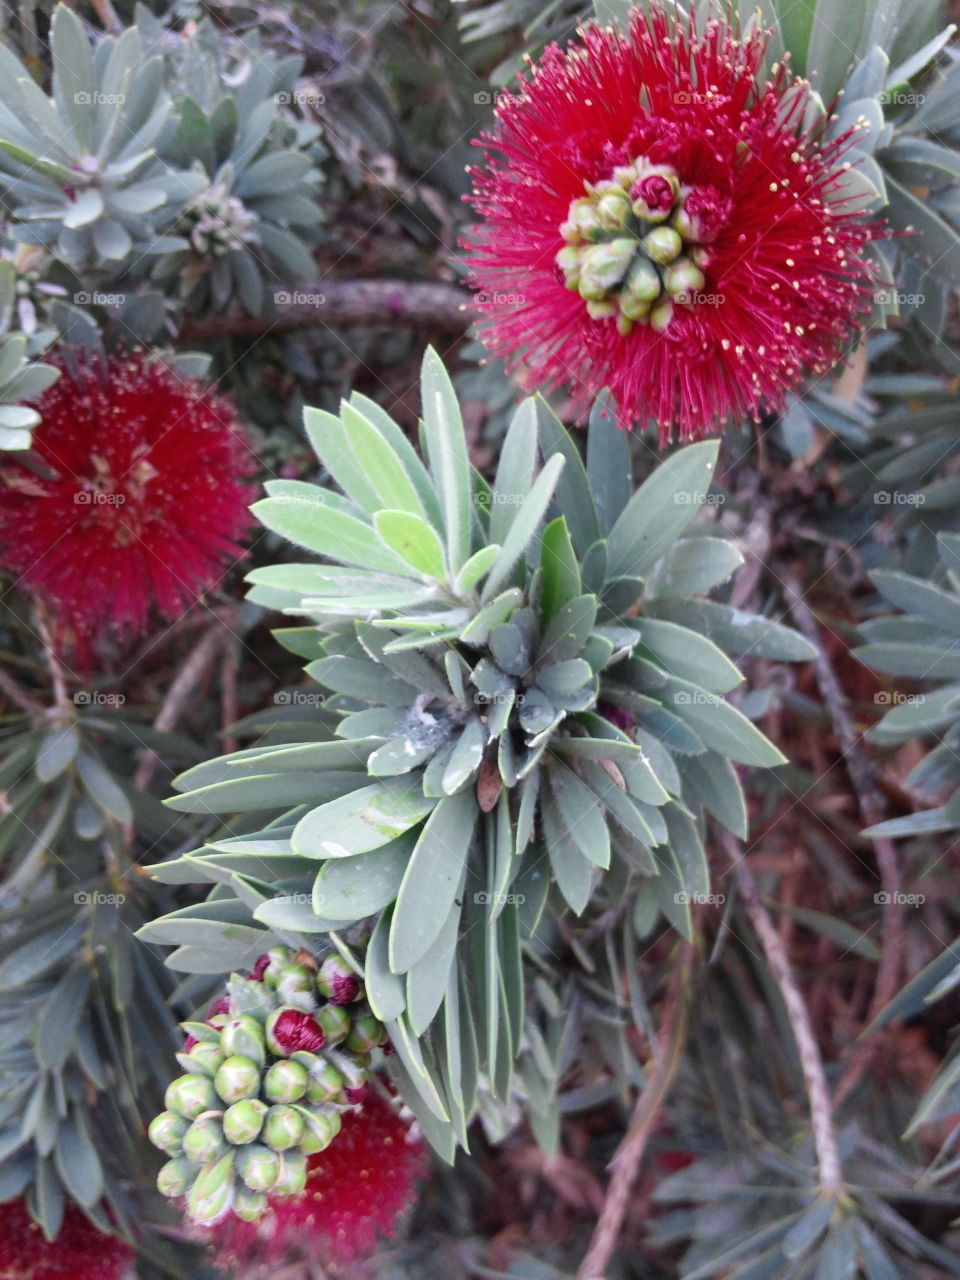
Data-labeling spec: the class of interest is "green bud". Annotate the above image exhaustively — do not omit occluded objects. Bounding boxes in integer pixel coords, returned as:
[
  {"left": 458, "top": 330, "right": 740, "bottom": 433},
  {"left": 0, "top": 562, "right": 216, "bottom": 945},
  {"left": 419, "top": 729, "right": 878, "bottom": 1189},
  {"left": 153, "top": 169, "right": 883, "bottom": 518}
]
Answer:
[
  {"left": 262, "top": 946, "right": 294, "bottom": 988},
  {"left": 222, "top": 1098, "right": 267, "bottom": 1145},
  {"left": 345, "top": 1014, "right": 385, "bottom": 1054},
  {"left": 596, "top": 192, "right": 631, "bottom": 231},
  {"left": 612, "top": 164, "right": 639, "bottom": 188},
  {"left": 578, "top": 238, "right": 636, "bottom": 300},
  {"left": 264, "top": 1059, "right": 309, "bottom": 1104},
  {"left": 157, "top": 1157, "right": 195, "bottom": 1198},
  {"left": 297, "top": 1106, "right": 342, "bottom": 1155},
  {"left": 663, "top": 259, "right": 706, "bottom": 299},
  {"left": 328, "top": 1049, "right": 371, "bottom": 1089},
  {"left": 187, "top": 1150, "right": 235, "bottom": 1225},
  {"left": 307, "top": 1061, "right": 346, "bottom": 1103},
  {"left": 232, "top": 1186, "right": 267, "bottom": 1222},
  {"left": 182, "top": 1116, "right": 229, "bottom": 1165},
  {"left": 623, "top": 257, "right": 662, "bottom": 305},
  {"left": 219, "top": 1015, "right": 266, "bottom": 1067},
  {"left": 274, "top": 1149, "right": 308, "bottom": 1196},
  {"left": 619, "top": 294, "right": 651, "bottom": 322},
  {"left": 175, "top": 1042, "right": 224, "bottom": 1078},
  {"left": 214, "top": 1055, "right": 261, "bottom": 1104},
  {"left": 650, "top": 298, "right": 675, "bottom": 332},
  {"left": 570, "top": 200, "right": 601, "bottom": 240},
  {"left": 617, "top": 312, "right": 634, "bottom": 337},
  {"left": 180, "top": 1021, "right": 220, "bottom": 1046},
  {"left": 263, "top": 1104, "right": 306, "bottom": 1152},
  {"left": 276, "top": 963, "right": 316, "bottom": 1011},
  {"left": 148, "top": 1111, "right": 189, "bottom": 1156},
  {"left": 586, "top": 299, "right": 617, "bottom": 319},
  {"left": 555, "top": 245, "right": 581, "bottom": 274},
  {"left": 235, "top": 1142, "right": 281, "bottom": 1192},
  {"left": 165, "top": 1074, "right": 219, "bottom": 1121},
  {"left": 316, "top": 1004, "right": 351, "bottom": 1046},
  {"left": 642, "top": 226, "right": 683, "bottom": 265}
]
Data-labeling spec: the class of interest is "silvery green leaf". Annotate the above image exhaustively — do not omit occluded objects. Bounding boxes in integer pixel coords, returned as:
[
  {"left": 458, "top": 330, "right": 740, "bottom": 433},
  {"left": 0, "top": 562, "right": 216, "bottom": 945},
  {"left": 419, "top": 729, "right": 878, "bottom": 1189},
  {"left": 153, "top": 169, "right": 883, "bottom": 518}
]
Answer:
[
  {"left": 293, "top": 782, "right": 435, "bottom": 858},
  {"left": 645, "top": 536, "right": 744, "bottom": 601},
  {"left": 491, "top": 397, "right": 538, "bottom": 544},
  {"left": 312, "top": 837, "right": 411, "bottom": 920},
  {"left": 481, "top": 454, "right": 565, "bottom": 603}
]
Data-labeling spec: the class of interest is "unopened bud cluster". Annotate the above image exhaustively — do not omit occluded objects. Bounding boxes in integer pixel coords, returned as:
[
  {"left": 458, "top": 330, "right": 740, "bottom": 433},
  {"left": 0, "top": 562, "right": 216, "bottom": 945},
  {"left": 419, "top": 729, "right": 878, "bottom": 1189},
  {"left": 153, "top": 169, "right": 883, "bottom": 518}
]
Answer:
[
  {"left": 184, "top": 181, "right": 258, "bottom": 259},
  {"left": 556, "top": 160, "right": 728, "bottom": 335},
  {"left": 150, "top": 949, "right": 388, "bottom": 1225}
]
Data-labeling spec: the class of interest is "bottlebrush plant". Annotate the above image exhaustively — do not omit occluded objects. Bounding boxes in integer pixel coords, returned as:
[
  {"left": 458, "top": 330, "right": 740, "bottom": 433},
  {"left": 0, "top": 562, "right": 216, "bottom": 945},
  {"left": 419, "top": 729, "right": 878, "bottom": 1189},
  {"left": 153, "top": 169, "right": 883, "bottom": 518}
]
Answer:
[{"left": 140, "top": 349, "right": 812, "bottom": 1171}]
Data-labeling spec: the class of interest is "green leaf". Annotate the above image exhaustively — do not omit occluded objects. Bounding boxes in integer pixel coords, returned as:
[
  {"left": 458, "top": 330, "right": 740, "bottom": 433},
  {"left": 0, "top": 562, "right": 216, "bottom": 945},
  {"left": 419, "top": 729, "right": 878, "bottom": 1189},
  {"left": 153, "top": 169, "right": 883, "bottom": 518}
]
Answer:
[
  {"left": 645, "top": 536, "right": 745, "bottom": 600},
  {"left": 407, "top": 900, "right": 460, "bottom": 1034},
  {"left": 855, "top": 643, "right": 960, "bottom": 681},
  {"left": 636, "top": 618, "right": 744, "bottom": 693},
  {"left": 343, "top": 403, "right": 429, "bottom": 520},
  {"left": 374, "top": 509, "right": 446, "bottom": 578},
  {"left": 607, "top": 441, "right": 720, "bottom": 578},
  {"left": 35, "top": 965, "right": 90, "bottom": 1071},
  {"left": 870, "top": 569, "right": 960, "bottom": 635},
  {"left": 35, "top": 724, "right": 79, "bottom": 783},
  {"left": 680, "top": 751, "right": 748, "bottom": 837},
  {"left": 76, "top": 752, "right": 132, "bottom": 824},
  {"left": 649, "top": 599, "right": 817, "bottom": 660},
  {"left": 536, "top": 397, "right": 602, "bottom": 555},
  {"left": 587, "top": 390, "right": 631, "bottom": 533},
  {"left": 420, "top": 348, "right": 472, "bottom": 572},
  {"left": 312, "top": 837, "right": 411, "bottom": 919},
  {"left": 390, "top": 790, "right": 477, "bottom": 971},
  {"left": 491, "top": 398, "right": 538, "bottom": 544},
  {"left": 542, "top": 797, "right": 594, "bottom": 914},
  {"left": 53, "top": 1112, "right": 102, "bottom": 1208},
  {"left": 293, "top": 782, "right": 435, "bottom": 858},
  {"left": 252, "top": 496, "right": 413, "bottom": 576},
  {"left": 539, "top": 518, "right": 581, "bottom": 626},
  {"left": 664, "top": 678, "right": 786, "bottom": 766},
  {"left": 364, "top": 909, "right": 406, "bottom": 1022},
  {"left": 547, "top": 759, "right": 610, "bottom": 868},
  {"left": 480, "top": 454, "right": 565, "bottom": 603}
]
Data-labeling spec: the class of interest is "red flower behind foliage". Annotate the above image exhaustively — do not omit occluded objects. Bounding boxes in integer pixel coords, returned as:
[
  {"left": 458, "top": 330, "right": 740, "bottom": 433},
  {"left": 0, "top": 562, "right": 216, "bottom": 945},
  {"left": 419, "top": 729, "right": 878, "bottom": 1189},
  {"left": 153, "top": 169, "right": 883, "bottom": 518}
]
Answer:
[
  {"left": 0, "top": 1198, "right": 133, "bottom": 1280},
  {"left": 0, "top": 348, "right": 253, "bottom": 663},
  {"left": 465, "top": 4, "right": 884, "bottom": 443},
  {"left": 210, "top": 1088, "right": 426, "bottom": 1270}
]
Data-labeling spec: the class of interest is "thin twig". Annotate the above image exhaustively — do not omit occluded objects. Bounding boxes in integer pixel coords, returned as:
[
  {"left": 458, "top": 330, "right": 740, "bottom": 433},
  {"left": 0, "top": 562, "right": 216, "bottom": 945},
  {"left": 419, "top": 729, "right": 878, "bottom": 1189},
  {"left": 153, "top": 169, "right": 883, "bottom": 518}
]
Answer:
[
  {"left": 132, "top": 623, "right": 227, "bottom": 791},
  {"left": 719, "top": 829, "right": 844, "bottom": 1192},
  {"left": 576, "top": 942, "right": 693, "bottom": 1279},
  {"left": 782, "top": 576, "right": 905, "bottom": 1106},
  {"left": 0, "top": 667, "right": 43, "bottom": 716},
  {"left": 180, "top": 279, "right": 473, "bottom": 342},
  {"left": 34, "top": 599, "right": 71, "bottom": 714}
]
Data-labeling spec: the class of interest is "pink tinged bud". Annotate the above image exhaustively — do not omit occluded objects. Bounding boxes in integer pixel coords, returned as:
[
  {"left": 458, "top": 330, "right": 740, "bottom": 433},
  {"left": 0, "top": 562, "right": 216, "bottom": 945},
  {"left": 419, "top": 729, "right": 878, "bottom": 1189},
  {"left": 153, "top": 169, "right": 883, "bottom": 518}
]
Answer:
[
  {"left": 316, "top": 1003, "right": 351, "bottom": 1046},
  {"left": 248, "top": 954, "right": 271, "bottom": 981},
  {"left": 165, "top": 1074, "right": 219, "bottom": 1120},
  {"left": 344, "top": 1084, "right": 370, "bottom": 1105},
  {"left": 148, "top": 1111, "right": 189, "bottom": 1155},
  {"left": 266, "top": 1007, "right": 325, "bottom": 1056},
  {"left": 214, "top": 1055, "right": 261, "bottom": 1104},
  {"left": 679, "top": 186, "right": 731, "bottom": 243},
  {"left": 235, "top": 1142, "right": 281, "bottom": 1192},
  {"left": 631, "top": 173, "right": 677, "bottom": 221},
  {"left": 157, "top": 1157, "right": 195, "bottom": 1198},
  {"left": 262, "top": 945, "right": 294, "bottom": 988},
  {"left": 207, "top": 996, "right": 232, "bottom": 1019},
  {"left": 316, "top": 955, "right": 362, "bottom": 1004}
]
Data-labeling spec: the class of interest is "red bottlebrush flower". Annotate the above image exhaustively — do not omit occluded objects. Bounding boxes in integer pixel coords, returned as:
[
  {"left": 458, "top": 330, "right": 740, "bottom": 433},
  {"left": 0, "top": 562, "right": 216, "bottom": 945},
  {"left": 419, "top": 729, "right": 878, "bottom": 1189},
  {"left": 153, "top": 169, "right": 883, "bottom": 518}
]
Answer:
[
  {"left": 209, "top": 1088, "right": 426, "bottom": 1271},
  {"left": 464, "top": 5, "right": 883, "bottom": 443},
  {"left": 269, "top": 1009, "right": 326, "bottom": 1054},
  {"left": 0, "top": 1198, "right": 134, "bottom": 1280},
  {"left": 0, "top": 348, "right": 253, "bottom": 663}
]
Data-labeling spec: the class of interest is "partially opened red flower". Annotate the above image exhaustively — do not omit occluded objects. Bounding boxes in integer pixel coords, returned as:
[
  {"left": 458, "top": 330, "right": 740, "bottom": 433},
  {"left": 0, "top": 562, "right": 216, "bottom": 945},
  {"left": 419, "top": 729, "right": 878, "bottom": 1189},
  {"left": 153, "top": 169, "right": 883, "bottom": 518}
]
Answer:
[
  {"left": 0, "top": 1198, "right": 134, "bottom": 1280},
  {"left": 0, "top": 348, "right": 253, "bottom": 664},
  {"left": 209, "top": 1087, "right": 426, "bottom": 1270},
  {"left": 465, "top": 4, "right": 883, "bottom": 442}
]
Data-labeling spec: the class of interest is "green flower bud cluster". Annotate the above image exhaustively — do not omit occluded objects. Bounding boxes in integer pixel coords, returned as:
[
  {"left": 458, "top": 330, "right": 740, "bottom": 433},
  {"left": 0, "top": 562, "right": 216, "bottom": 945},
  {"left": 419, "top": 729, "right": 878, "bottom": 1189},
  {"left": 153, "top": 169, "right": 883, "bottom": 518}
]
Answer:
[
  {"left": 555, "top": 160, "right": 713, "bottom": 336},
  {"left": 184, "top": 181, "right": 258, "bottom": 260},
  {"left": 150, "top": 947, "right": 387, "bottom": 1225}
]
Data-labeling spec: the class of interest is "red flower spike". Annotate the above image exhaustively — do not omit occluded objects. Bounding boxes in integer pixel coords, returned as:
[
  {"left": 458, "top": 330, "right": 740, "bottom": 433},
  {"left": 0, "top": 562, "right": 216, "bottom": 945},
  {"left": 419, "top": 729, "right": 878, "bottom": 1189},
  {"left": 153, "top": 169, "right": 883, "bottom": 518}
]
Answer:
[
  {"left": 0, "top": 348, "right": 253, "bottom": 665},
  {"left": 0, "top": 1198, "right": 133, "bottom": 1280},
  {"left": 209, "top": 1089, "right": 426, "bottom": 1270},
  {"left": 464, "top": 4, "right": 884, "bottom": 443}
]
